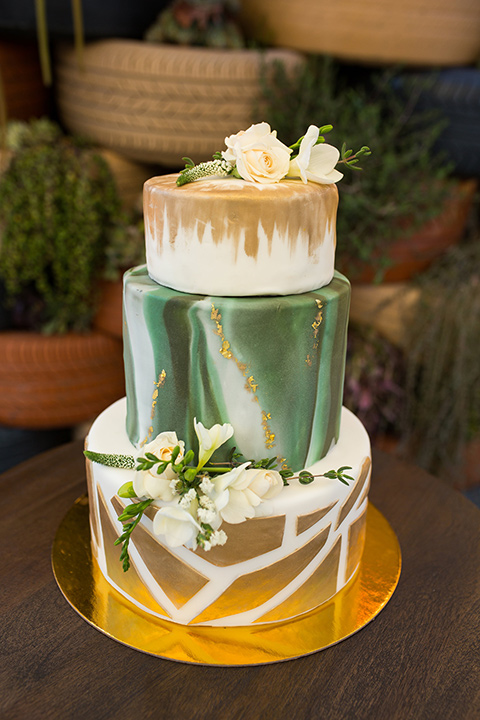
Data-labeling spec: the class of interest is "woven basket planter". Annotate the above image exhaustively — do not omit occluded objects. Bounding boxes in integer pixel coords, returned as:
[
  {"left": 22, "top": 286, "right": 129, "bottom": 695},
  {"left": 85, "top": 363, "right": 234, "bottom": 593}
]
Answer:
[
  {"left": 100, "top": 150, "right": 151, "bottom": 210},
  {"left": 55, "top": 40, "right": 304, "bottom": 166},
  {"left": 0, "top": 331, "right": 125, "bottom": 429},
  {"left": 241, "top": 0, "right": 480, "bottom": 66}
]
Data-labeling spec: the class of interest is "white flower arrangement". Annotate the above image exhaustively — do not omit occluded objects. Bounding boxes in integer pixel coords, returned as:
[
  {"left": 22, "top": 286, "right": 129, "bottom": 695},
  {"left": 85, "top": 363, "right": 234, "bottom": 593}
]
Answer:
[
  {"left": 85, "top": 419, "right": 354, "bottom": 572},
  {"left": 176, "top": 122, "right": 370, "bottom": 187}
]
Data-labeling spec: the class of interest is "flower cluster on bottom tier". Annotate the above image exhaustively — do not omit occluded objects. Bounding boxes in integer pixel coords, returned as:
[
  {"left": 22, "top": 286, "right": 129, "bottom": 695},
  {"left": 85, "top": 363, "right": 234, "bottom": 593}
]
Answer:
[{"left": 86, "top": 398, "right": 371, "bottom": 627}]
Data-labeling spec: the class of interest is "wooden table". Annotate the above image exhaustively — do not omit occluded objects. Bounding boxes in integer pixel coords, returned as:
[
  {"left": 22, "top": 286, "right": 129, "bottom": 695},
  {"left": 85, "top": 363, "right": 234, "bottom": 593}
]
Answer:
[{"left": 1, "top": 440, "right": 479, "bottom": 720}]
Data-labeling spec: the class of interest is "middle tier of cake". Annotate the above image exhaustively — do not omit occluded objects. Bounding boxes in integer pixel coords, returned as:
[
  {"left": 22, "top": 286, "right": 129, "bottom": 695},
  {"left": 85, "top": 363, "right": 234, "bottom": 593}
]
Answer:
[{"left": 124, "top": 265, "right": 350, "bottom": 469}]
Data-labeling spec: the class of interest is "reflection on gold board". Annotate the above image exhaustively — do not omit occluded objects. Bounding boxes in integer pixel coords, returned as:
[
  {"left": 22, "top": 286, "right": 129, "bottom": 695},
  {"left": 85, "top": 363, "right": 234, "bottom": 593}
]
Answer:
[{"left": 52, "top": 498, "right": 401, "bottom": 666}]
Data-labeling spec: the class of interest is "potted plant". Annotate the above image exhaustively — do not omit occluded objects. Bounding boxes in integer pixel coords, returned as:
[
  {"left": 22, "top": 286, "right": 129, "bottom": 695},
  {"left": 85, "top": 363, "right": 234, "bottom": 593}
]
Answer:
[
  {"left": 259, "top": 56, "right": 477, "bottom": 284},
  {"left": 0, "top": 119, "right": 133, "bottom": 429},
  {"left": 54, "top": 0, "right": 304, "bottom": 166}
]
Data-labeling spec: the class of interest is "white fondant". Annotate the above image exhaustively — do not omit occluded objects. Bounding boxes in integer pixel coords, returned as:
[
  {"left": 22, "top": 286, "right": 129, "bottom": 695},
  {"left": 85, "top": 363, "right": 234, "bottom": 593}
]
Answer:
[
  {"left": 146, "top": 219, "right": 335, "bottom": 297},
  {"left": 144, "top": 176, "right": 336, "bottom": 297},
  {"left": 86, "top": 398, "right": 371, "bottom": 626}
]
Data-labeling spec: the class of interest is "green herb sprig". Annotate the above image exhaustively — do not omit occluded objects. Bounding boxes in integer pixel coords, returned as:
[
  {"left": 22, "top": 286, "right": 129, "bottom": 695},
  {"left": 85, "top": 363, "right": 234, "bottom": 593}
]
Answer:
[{"left": 114, "top": 499, "right": 154, "bottom": 572}]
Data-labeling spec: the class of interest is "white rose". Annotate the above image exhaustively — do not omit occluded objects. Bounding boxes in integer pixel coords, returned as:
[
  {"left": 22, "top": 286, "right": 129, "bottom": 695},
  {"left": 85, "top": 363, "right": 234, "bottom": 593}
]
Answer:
[
  {"left": 133, "top": 431, "right": 185, "bottom": 501},
  {"left": 206, "top": 463, "right": 283, "bottom": 525},
  {"left": 243, "top": 468, "right": 284, "bottom": 500},
  {"left": 288, "top": 125, "right": 343, "bottom": 184},
  {"left": 140, "top": 431, "right": 185, "bottom": 465},
  {"left": 222, "top": 122, "right": 291, "bottom": 184},
  {"left": 194, "top": 418, "right": 234, "bottom": 468},
  {"left": 153, "top": 504, "right": 201, "bottom": 549}
]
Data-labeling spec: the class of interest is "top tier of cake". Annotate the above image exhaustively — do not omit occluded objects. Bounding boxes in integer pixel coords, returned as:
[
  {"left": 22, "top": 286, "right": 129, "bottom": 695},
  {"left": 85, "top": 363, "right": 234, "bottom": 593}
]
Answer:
[{"left": 144, "top": 174, "right": 338, "bottom": 297}]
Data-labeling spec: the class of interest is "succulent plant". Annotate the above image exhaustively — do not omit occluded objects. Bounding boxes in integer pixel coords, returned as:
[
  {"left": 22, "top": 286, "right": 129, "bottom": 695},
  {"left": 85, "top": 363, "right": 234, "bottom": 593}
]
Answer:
[{"left": 144, "top": 0, "right": 245, "bottom": 49}]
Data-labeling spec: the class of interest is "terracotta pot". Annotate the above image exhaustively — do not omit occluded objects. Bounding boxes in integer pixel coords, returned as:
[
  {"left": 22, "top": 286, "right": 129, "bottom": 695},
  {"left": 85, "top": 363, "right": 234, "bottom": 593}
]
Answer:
[
  {"left": 338, "top": 179, "right": 477, "bottom": 284},
  {"left": 0, "top": 331, "right": 125, "bottom": 429},
  {"left": 241, "top": 0, "right": 480, "bottom": 66},
  {"left": 54, "top": 40, "right": 304, "bottom": 166},
  {"left": 93, "top": 279, "right": 124, "bottom": 339}
]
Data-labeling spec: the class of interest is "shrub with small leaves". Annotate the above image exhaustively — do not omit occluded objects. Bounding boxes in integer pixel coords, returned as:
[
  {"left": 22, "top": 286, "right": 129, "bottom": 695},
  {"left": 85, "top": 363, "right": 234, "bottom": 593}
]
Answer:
[{"left": 0, "top": 120, "right": 122, "bottom": 334}]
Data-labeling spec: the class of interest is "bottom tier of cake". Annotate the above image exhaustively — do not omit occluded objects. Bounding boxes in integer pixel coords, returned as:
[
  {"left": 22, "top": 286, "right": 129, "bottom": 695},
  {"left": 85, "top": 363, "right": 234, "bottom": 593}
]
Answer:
[{"left": 85, "top": 398, "right": 371, "bottom": 627}]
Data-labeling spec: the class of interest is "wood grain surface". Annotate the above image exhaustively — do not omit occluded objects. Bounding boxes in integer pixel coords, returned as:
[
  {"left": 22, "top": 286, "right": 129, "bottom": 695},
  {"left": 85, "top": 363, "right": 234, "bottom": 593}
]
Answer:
[{"left": 1, "top": 440, "right": 479, "bottom": 720}]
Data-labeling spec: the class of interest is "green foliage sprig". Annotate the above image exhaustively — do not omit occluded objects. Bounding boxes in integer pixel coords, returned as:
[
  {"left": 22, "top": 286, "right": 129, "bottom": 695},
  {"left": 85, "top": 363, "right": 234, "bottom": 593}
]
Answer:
[{"left": 114, "top": 499, "right": 154, "bottom": 572}]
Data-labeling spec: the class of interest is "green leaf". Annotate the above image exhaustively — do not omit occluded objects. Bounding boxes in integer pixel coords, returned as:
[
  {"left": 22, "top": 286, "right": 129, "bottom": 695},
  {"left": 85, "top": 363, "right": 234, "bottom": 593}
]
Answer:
[
  {"left": 145, "top": 452, "right": 159, "bottom": 462},
  {"left": 299, "top": 471, "right": 314, "bottom": 484},
  {"left": 171, "top": 445, "right": 181, "bottom": 463}
]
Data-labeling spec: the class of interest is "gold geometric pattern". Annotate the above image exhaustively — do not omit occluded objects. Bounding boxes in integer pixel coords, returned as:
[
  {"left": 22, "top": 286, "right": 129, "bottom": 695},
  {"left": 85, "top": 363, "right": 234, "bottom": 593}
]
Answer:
[
  {"left": 335, "top": 457, "right": 371, "bottom": 530},
  {"left": 191, "top": 525, "right": 330, "bottom": 624},
  {"left": 111, "top": 496, "right": 210, "bottom": 609},
  {"left": 97, "top": 487, "right": 172, "bottom": 618},
  {"left": 296, "top": 502, "right": 337, "bottom": 535},
  {"left": 193, "top": 515, "right": 286, "bottom": 566},
  {"left": 345, "top": 507, "right": 367, "bottom": 582},
  {"left": 85, "top": 459, "right": 99, "bottom": 549},
  {"left": 255, "top": 536, "right": 342, "bottom": 623}
]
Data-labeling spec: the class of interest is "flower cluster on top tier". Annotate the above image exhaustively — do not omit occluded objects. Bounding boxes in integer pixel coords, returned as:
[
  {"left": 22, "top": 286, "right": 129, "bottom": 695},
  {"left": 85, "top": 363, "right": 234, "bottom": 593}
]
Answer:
[
  {"left": 176, "top": 122, "right": 370, "bottom": 187},
  {"left": 85, "top": 418, "right": 354, "bottom": 573}
]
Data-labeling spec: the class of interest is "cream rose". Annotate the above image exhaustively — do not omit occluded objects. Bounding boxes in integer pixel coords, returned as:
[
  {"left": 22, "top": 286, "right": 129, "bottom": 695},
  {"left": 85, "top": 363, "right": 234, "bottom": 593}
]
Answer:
[
  {"left": 222, "top": 122, "right": 291, "bottom": 184},
  {"left": 243, "top": 468, "right": 284, "bottom": 501},
  {"left": 288, "top": 125, "right": 343, "bottom": 184},
  {"left": 133, "top": 431, "right": 185, "bottom": 501}
]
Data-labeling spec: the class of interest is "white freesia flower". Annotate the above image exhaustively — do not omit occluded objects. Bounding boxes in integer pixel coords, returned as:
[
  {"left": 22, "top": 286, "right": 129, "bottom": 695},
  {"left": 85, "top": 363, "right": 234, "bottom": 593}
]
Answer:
[
  {"left": 288, "top": 125, "right": 343, "bottom": 184},
  {"left": 222, "top": 122, "right": 291, "bottom": 184},
  {"left": 133, "top": 471, "right": 177, "bottom": 502},
  {"left": 133, "top": 431, "right": 185, "bottom": 501},
  {"left": 206, "top": 462, "right": 253, "bottom": 524},
  {"left": 153, "top": 504, "right": 201, "bottom": 549},
  {"left": 194, "top": 418, "right": 234, "bottom": 468}
]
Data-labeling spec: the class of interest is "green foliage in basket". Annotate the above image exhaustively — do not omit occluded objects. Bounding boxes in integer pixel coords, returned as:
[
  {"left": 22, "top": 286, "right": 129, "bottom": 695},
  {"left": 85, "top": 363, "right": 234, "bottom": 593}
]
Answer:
[
  {"left": 0, "top": 119, "right": 141, "bottom": 334},
  {"left": 258, "top": 56, "right": 453, "bottom": 278}
]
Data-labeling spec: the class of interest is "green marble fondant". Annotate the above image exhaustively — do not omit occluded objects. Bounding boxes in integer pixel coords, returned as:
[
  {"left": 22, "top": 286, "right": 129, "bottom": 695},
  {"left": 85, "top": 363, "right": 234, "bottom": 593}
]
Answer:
[{"left": 124, "top": 265, "right": 350, "bottom": 471}]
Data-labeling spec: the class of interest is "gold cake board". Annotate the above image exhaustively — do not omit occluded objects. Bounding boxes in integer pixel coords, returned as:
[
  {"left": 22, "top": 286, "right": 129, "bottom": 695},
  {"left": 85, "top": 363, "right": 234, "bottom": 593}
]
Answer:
[{"left": 52, "top": 497, "right": 401, "bottom": 666}]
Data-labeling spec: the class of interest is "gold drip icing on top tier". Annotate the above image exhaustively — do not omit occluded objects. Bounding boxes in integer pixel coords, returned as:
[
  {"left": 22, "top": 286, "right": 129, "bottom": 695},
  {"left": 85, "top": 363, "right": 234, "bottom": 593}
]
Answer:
[{"left": 145, "top": 174, "right": 338, "bottom": 260}]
